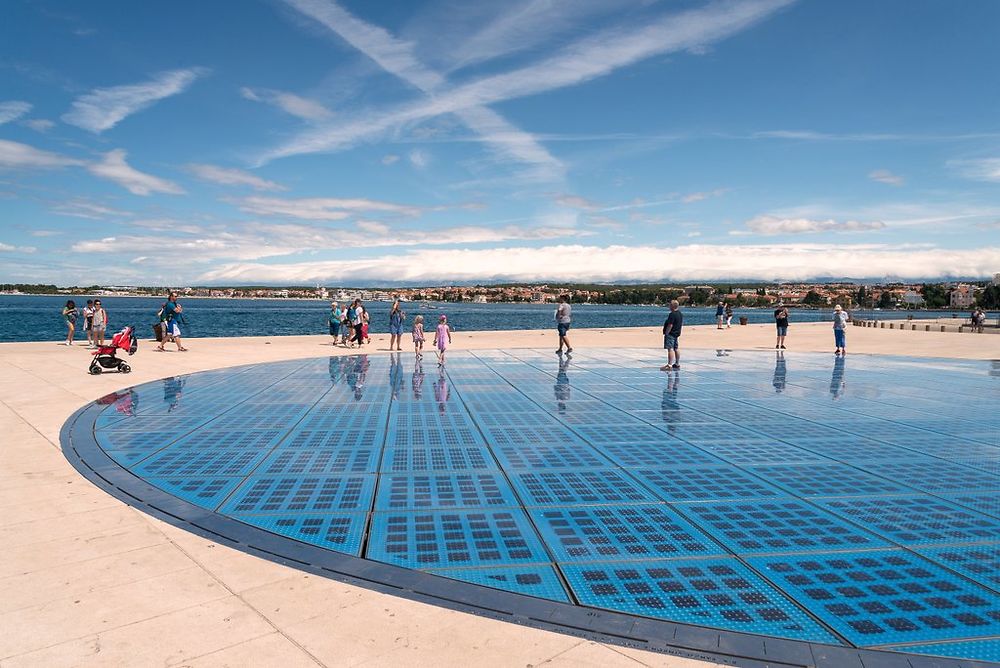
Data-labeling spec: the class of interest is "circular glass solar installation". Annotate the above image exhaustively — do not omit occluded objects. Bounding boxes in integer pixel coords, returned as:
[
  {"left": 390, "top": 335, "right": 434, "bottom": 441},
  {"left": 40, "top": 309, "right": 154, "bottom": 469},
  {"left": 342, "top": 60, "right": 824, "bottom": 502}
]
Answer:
[{"left": 64, "top": 349, "right": 1000, "bottom": 665}]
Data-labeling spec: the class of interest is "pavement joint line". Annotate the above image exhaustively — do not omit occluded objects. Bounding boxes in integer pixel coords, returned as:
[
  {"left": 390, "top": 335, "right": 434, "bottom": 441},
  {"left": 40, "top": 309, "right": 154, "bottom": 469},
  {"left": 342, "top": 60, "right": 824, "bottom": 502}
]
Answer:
[
  {"left": 145, "top": 514, "right": 331, "bottom": 668},
  {"left": 164, "top": 631, "right": 325, "bottom": 668}
]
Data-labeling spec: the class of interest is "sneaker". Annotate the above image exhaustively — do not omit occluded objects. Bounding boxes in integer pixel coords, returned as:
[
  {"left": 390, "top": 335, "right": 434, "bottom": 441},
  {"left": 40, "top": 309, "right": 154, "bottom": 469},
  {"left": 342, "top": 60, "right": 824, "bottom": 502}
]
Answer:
[
  {"left": 566, "top": 348, "right": 573, "bottom": 353},
  {"left": 672, "top": 363, "right": 680, "bottom": 369},
  {"left": 780, "top": 345, "right": 786, "bottom": 349},
  {"left": 556, "top": 349, "right": 563, "bottom": 354}
]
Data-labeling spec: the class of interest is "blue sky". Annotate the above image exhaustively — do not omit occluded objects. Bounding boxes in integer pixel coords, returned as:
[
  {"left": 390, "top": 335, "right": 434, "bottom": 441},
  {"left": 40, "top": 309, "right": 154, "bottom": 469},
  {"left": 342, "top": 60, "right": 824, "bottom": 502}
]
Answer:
[{"left": 0, "top": 0, "right": 998, "bottom": 285}]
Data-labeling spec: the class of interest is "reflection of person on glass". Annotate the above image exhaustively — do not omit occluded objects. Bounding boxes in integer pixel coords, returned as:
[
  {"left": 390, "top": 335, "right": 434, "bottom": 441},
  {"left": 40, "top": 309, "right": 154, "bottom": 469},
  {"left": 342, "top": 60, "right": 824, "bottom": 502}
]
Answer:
[
  {"left": 347, "top": 355, "right": 368, "bottom": 401},
  {"left": 412, "top": 358, "right": 425, "bottom": 399},
  {"left": 660, "top": 370, "right": 680, "bottom": 435},
  {"left": 328, "top": 356, "right": 345, "bottom": 385},
  {"left": 162, "top": 376, "right": 185, "bottom": 412},
  {"left": 772, "top": 351, "right": 787, "bottom": 394},
  {"left": 389, "top": 353, "right": 404, "bottom": 400},
  {"left": 434, "top": 369, "right": 450, "bottom": 414},
  {"left": 829, "top": 355, "right": 846, "bottom": 399},
  {"left": 554, "top": 354, "right": 571, "bottom": 412}
]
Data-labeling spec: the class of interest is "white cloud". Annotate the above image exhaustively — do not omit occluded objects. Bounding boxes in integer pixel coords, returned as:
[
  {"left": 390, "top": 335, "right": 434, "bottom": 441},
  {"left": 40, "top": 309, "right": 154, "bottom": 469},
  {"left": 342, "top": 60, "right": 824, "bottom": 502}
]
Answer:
[
  {"left": 22, "top": 119, "right": 55, "bottom": 132},
  {"left": 30, "top": 230, "right": 61, "bottom": 237},
  {"left": 186, "top": 163, "right": 286, "bottom": 191},
  {"left": 266, "top": 0, "right": 792, "bottom": 165},
  {"left": 240, "top": 87, "right": 332, "bottom": 121},
  {"left": 51, "top": 199, "right": 131, "bottom": 219},
  {"left": 869, "top": 169, "right": 904, "bottom": 186},
  {"left": 0, "top": 101, "right": 32, "bottom": 125},
  {"left": 587, "top": 216, "right": 625, "bottom": 231},
  {"left": 682, "top": 188, "right": 727, "bottom": 203},
  {"left": 272, "top": 0, "right": 565, "bottom": 178},
  {"left": 196, "top": 242, "right": 1000, "bottom": 284},
  {"left": 408, "top": 149, "right": 429, "bottom": 169},
  {"left": 555, "top": 194, "right": 601, "bottom": 210},
  {"left": 381, "top": 154, "right": 400, "bottom": 165},
  {"left": 86, "top": 149, "right": 185, "bottom": 196},
  {"left": 235, "top": 195, "right": 423, "bottom": 220},
  {"left": 62, "top": 68, "right": 206, "bottom": 133},
  {"left": 0, "top": 139, "right": 83, "bottom": 169},
  {"left": 742, "top": 215, "right": 886, "bottom": 235},
  {"left": 948, "top": 158, "right": 1000, "bottom": 183},
  {"left": 0, "top": 242, "right": 37, "bottom": 253}
]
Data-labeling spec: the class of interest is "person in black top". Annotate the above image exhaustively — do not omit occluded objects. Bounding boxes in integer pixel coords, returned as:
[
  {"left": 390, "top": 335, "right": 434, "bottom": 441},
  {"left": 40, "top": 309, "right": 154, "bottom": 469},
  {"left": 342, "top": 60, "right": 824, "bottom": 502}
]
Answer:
[
  {"left": 660, "top": 299, "right": 683, "bottom": 370},
  {"left": 774, "top": 302, "right": 789, "bottom": 349}
]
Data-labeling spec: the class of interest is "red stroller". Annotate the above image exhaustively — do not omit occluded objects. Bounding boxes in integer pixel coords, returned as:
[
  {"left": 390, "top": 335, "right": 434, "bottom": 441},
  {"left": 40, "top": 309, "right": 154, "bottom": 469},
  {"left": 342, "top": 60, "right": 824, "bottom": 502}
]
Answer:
[{"left": 89, "top": 325, "right": 138, "bottom": 374}]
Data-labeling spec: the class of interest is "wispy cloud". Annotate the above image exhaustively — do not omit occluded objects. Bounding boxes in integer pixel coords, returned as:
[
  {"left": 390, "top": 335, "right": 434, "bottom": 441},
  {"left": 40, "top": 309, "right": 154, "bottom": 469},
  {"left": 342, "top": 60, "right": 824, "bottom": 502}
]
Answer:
[
  {"left": 267, "top": 0, "right": 793, "bottom": 166},
  {"left": 0, "top": 139, "right": 83, "bottom": 169},
  {"left": 554, "top": 194, "right": 601, "bottom": 210},
  {"left": 62, "top": 68, "right": 206, "bottom": 132},
  {"left": 682, "top": 188, "right": 728, "bottom": 203},
  {"left": 741, "top": 215, "right": 886, "bottom": 235},
  {"left": 22, "top": 119, "right": 55, "bottom": 132},
  {"left": 381, "top": 154, "right": 400, "bottom": 165},
  {"left": 0, "top": 101, "right": 32, "bottom": 125},
  {"left": 196, "top": 242, "right": 1000, "bottom": 284},
  {"left": 51, "top": 199, "right": 131, "bottom": 219},
  {"left": 240, "top": 87, "right": 332, "bottom": 121},
  {"left": 278, "top": 0, "right": 564, "bottom": 179},
  {"left": 0, "top": 242, "right": 37, "bottom": 253},
  {"left": 234, "top": 195, "right": 423, "bottom": 220},
  {"left": 186, "top": 163, "right": 286, "bottom": 191},
  {"left": 86, "top": 149, "right": 185, "bottom": 195},
  {"left": 408, "top": 150, "right": 429, "bottom": 169},
  {"left": 868, "top": 169, "right": 904, "bottom": 186},
  {"left": 948, "top": 158, "right": 1000, "bottom": 183}
]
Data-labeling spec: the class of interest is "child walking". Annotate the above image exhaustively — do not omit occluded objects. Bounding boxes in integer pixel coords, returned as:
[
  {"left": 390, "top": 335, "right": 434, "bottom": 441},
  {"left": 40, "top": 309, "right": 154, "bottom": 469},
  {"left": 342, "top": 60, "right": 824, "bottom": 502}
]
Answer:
[
  {"left": 433, "top": 314, "right": 451, "bottom": 366},
  {"left": 412, "top": 314, "right": 425, "bottom": 358},
  {"left": 62, "top": 300, "right": 78, "bottom": 345}
]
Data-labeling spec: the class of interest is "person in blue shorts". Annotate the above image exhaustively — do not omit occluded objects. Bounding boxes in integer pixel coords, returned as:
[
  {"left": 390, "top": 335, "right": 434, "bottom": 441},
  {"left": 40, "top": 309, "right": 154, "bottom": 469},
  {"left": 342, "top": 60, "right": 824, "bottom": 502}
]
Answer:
[
  {"left": 388, "top": 299, "right": 406, "bottom": 351},
  {"left": 328, "top": 301, "right": 342, "bottom": 345},
  {"left": 660, "top": 299, "right": 683, "bottom": 370}
]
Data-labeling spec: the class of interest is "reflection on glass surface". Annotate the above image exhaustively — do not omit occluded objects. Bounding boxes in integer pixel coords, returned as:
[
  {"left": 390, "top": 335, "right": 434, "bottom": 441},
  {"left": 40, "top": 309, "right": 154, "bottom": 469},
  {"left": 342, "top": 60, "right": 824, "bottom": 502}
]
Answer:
[
  {"left": 96, "top": 388, "right": 139, "bottom": 416},
  {"left": 412, "top": 358, "right": 425, "bottom": 399},
  {"left": 772, "top": 351, "right": 787, "bottom": 394},
  {"left": 660, "top": 369, "right": 680, "bottom": 435},
  {"left": 346, "top": 355, "right": 369, "bottom": 400},
  {"left": 328, "top": 356, "right": 344, "bottom": 384},
  {"left": 162, "top": 376, "right": 185, "bottom": 413},
  {"left": 829, "top": 356, "right": 846, "bottom": 400},
  {"left": 389, "top": 353, "right": 404, "bottom": 400},
  {"left": 434, "top": 368, "right": 450, "bottom": 414},
  {"left": 554, "top": 354, "right": 571, "bottom": 412},
  {"left": 715, "top": 348, "right": 731, "bottom": 357}
]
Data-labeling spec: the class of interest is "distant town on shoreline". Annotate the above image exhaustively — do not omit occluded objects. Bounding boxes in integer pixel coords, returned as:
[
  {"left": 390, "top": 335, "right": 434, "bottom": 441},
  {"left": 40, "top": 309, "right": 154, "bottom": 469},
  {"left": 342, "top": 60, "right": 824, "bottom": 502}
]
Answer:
[{"left": 3, "top": 276, "right": 1000, "bottom": 310}]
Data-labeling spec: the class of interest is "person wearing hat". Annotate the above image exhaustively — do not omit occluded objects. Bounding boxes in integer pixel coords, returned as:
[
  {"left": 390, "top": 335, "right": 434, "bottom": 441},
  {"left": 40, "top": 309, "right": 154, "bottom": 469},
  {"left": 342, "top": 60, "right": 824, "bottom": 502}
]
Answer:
[
  {"left": 832, "top": 304, "right": 850, "bottom": 355},
  {"left": 773, "top": 302, "right": 789, "bottom": 349}
]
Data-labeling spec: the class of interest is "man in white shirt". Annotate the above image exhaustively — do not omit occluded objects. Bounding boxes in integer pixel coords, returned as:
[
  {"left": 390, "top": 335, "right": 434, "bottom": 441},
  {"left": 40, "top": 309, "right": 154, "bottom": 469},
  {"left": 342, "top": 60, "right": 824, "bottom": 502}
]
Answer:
[{"left": 555, "top": 294, "right": 573, "bottom": 355}]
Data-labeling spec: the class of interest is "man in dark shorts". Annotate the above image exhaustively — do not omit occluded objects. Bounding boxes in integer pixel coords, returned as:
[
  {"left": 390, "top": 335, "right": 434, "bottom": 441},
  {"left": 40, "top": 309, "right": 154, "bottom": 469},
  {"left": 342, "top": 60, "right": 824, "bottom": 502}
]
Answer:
[
  {"left": 555, "top": 294, "right": 573, "bottom": 354},
  {"left": 774, "top": 302, "right": 789, "bottom": 349},
  {"left": 660, "top": 299, "right": 683, "bottom": 370}
]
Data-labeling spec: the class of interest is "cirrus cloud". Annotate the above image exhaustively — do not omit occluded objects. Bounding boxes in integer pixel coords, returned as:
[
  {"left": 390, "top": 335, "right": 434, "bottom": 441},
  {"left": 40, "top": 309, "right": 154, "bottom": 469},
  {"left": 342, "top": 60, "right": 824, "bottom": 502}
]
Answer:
[
  {"left": 186, "top": 163, "right": 286, "bottom": 191},
  {"left": 86, "top": 149, "right": 185, "bottom": 196},
  {"left": 740, "top": 215, "right": 886, "bottom": 235}
]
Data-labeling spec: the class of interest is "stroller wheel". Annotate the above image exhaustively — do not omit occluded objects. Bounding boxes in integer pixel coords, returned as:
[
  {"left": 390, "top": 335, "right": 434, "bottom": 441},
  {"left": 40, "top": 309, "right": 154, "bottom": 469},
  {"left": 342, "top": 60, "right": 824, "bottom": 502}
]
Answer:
[
  {"left": 119, "top": 364, "right": 131, "bottom": 374},
  {"left": 89, "top": 365, "right": 103, "bottom": 375}
]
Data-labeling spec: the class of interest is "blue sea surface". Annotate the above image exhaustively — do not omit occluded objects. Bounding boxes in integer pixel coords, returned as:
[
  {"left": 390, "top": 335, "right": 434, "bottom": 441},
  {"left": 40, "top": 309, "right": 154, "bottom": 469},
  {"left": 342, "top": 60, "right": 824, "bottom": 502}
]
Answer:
[{"left": 0, "top": 295, "right": 985, "bottom": 343}]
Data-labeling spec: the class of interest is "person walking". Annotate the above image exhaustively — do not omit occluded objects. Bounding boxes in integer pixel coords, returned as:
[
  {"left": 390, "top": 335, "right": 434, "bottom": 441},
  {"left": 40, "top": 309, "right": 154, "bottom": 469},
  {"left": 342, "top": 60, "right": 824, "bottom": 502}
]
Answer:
[
  {"left": 724, "top": 303, "right": 734, "bottom": 328},
  {"left": 349, "top": 300, "right": 364, "bottom": 347},
  {"left": 61, "top": 300, "right": 78, "bottom": 345},
  {"left": 715, "top": 301, "right": 725, "bottom": 329},
  {"left": 361, "top": 304, "right": 371, "bottom": 344},
  {"left": 389, "top": 300, "right": 406, "bottom": 351},
  {"left": 555, "top": 294, "right": 573, "bottom": 354},
  {"left": 82, "top": 299, "right": 95, "bottom": 347},
  {"left": 660, "top": 299, "right": 683, "bottom": 370},
  {"left": 412, "top": 314, "right": 425, "bottom": 358},
  {"left": 774, "top": 302, "right": 789, "bottom": 349},
  {"left": 91, "top": 299, "right": 108, "bottom": 347},
  {"left": 339, "top": 304, "right": 351, "bottom": 345},
  {"left": 434, "top": 314, "right": 452, "bottom": 366},
  {"left": 327, "top": 301, "right": 342, "bottom": 345},
  {"left": 833, "top": 304, "right": 850, "bottom": 355},
  {"left": 156, "top": 292, "right": 188, "bottom": 352}
]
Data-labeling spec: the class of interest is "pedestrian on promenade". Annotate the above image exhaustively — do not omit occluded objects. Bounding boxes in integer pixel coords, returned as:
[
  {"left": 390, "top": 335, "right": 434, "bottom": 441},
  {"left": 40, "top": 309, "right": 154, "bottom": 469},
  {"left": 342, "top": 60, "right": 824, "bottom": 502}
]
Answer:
[
  {"left": 339, "top": 304, "right": 350, "bottom": 345},
  {"left": 412, "top": 314, "right": 425, "bottom": 358},
  {"left": 156, "top": 292, "right": 187, "bottom": 352},
  {"left": 91, "top": 299, "right": 108, "bottom": 347},
  {"left": 724, "top": 303, "right": 734, "bottom": 328},
  {"left": 361, "top": 304, "right": 371, "bottom": 344},
  {"left": 389, "top": 300, "right": 406, "bottom": 351},
  {"left": 555, "top": 294, "right": 573, "bottom": 354},
  {"left": 774, "top": 302, "right": 789, "bottom": 349},
  {"left": 328, "top": 301, "right": 342, "bottom": 345},
  {"left": 348, "top": 300, "right": 364, "bottom": 347},
  {"left": 833, "top": 304, "right": 850, "bottom": 355},
  {"left": 660, "top": 299, "right": 683, "bottom": 370},
  {"left": 83, "top": 299, "right": 95, "bottom": 347},
  {"left": 973, "top": 307, "right": 986, "bottom": 333},
  {"left": 434, "top": 314, "right": 452, "bottom": 366},
  {"left": 61, "top": 300, "right": 78, "bottom": 345},
  {"left": 715, "top": 301, "right": 725, "bottom": 329}
]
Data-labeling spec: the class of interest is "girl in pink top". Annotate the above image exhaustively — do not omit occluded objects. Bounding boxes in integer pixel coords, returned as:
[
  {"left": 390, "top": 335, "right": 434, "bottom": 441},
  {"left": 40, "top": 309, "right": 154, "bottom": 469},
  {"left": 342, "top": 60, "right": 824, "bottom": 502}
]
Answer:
[{"left": 433, "top": 314, "right": 452, "bottom": 366}]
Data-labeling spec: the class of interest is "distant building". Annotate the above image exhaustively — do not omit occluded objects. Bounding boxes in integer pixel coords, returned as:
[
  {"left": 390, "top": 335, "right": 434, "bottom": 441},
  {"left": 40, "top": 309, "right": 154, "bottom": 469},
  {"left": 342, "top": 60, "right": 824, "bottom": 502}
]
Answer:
[
  {"left": 949, "top": 284, "right": 976, "bottom": 309},
  {"left": 901, "top": 290, "right": 924, "bottom": 307}
]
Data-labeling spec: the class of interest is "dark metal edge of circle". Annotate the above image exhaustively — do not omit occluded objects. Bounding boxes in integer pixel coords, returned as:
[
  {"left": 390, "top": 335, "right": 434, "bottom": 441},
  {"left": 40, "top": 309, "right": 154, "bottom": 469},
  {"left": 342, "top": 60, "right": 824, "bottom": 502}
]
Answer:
[{"left": 57, "top": 380, "right": 997, "bottom": 668}]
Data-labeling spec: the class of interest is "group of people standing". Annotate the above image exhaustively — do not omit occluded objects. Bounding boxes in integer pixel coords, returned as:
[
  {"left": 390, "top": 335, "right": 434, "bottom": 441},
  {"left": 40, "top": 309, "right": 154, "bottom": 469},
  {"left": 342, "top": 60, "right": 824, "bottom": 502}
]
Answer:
[
  {"left": 61, "top": 298, "right": 108, "bottom": 347},
  {"left": 328, "top": 299, "right": 453, "bottom": 365}
]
